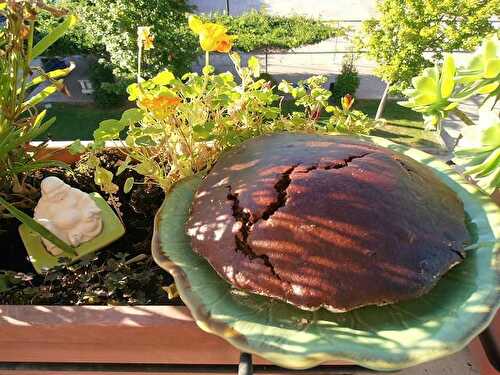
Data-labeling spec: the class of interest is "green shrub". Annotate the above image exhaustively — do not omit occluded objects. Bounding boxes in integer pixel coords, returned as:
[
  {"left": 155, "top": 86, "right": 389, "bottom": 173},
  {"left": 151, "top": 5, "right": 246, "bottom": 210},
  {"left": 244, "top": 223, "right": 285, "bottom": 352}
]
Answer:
[
  {"left": 330, "top": 54, "right": 360, "bottom": 105},
  {"left": 207, "top": 11, "right": 345, "bottom": 52},
  {"left": 90, "top": 62, "right": 128, "bottom": 108}
]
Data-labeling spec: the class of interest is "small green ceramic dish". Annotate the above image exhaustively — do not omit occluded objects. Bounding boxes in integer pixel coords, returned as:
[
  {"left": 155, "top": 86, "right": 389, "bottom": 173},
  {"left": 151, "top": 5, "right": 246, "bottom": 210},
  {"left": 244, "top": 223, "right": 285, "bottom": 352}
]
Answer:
[
  {"left": 20, "top": 192, "right": 125, "bottom": 273},
  {"left": 152, "top": 135, "right": 499, "bottom": 371}
]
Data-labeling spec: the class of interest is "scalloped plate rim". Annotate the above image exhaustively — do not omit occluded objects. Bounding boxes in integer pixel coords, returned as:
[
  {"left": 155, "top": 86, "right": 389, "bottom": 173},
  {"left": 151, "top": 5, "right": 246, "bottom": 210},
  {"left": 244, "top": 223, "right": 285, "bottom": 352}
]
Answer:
[{"left": 152, "top": 133, "right": 499, "bottom": 371}]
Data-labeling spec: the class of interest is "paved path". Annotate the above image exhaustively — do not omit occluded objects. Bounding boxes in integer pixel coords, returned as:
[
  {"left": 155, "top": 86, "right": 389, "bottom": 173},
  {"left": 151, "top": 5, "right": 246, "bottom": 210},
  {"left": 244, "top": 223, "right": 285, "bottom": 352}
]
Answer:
[{"left": 190, "top": 0, "right": 384, "bottom": 98}]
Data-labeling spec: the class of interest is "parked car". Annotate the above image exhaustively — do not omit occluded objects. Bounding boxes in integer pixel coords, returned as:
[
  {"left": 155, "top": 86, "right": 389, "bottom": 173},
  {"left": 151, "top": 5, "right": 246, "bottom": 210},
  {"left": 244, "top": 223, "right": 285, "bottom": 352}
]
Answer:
[{"left": 41, "top": 57, "right": 70, "bottom": 72}]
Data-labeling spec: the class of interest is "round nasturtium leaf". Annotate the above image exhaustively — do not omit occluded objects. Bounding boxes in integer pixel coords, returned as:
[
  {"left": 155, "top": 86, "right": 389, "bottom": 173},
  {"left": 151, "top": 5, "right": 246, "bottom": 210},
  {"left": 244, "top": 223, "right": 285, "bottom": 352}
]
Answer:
[{"left": 152, "top": 135, "right": 499, "bottom": 372}]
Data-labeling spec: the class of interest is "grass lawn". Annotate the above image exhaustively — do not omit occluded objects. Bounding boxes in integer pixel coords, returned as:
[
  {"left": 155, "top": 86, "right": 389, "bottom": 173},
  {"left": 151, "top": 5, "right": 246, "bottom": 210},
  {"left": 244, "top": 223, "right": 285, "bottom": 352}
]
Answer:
[
  {"left": 283, "top": 99, "right": 442, "bottom": 151},
  {"left": 354, "top": 100, "right": 442, "bottom": 151},
  {"left": 36, "top": 103, "right": 125, "bottom": 141},
  {"left": 39, "top": 100, "right": 442, "bottom": 152}
]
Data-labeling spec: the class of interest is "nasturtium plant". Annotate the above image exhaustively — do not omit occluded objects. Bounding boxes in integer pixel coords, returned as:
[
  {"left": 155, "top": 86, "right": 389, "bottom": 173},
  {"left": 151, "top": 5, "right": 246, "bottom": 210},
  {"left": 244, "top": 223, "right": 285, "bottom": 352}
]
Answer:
[
  {"left": 85, "top": 17, "right": 375, "bottom": 195},
  {"left": 325, "top": 95, "right": 375, "bottom": 135}
]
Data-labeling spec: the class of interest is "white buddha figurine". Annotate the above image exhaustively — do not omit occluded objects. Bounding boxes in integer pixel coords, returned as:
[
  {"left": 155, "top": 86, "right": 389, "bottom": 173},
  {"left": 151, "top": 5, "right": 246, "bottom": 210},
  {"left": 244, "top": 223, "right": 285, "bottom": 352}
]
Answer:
[{"left": 34, "top": 176, "right": 103, "bottom": 256}]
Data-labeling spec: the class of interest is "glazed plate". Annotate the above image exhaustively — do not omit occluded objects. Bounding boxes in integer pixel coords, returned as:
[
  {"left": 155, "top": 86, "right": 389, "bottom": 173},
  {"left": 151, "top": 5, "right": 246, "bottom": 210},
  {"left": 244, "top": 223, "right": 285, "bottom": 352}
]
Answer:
[{"left": 152, "top": 135, "right": 499, "bottom": 371}]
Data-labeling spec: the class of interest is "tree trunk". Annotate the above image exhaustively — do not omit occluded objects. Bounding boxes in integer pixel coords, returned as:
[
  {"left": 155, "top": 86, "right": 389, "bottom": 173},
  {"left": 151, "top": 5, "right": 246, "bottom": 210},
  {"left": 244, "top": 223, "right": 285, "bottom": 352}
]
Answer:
[{"left": 375, "top": 82, "right": 391, "bottom": 120}]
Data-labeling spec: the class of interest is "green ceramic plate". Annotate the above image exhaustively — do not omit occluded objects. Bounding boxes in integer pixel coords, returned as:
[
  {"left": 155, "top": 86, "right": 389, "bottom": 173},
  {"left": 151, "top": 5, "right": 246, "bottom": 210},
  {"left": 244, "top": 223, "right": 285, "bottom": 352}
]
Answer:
[
  {"left": 20, "top": 192, "right": 125, "bottom": 273},
  {"left": 152, "top": 135, "right": 499, "bottom": 371}
]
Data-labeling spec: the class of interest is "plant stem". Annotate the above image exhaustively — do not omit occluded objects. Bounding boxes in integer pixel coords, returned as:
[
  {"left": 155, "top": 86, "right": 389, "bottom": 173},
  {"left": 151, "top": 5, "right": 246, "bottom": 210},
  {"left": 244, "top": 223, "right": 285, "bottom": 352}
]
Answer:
[
  {"left": 137, "top": 44, "right": 142, "bottom": 83},
  {"left": 205, "top": 51, "right": 210, "bottom": 68},
  {"left": 18, "top": 21, "right": 35, "bottom": 111},
  {"left": 453, "top": 108, "right": 475, "bottom": 126}
]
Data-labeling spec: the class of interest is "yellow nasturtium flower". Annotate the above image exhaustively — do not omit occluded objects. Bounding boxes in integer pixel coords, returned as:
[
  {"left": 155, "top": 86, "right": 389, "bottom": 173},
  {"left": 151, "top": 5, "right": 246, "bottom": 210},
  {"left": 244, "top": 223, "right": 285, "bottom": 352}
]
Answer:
[
  {"left": 188, "top": 15, "right": 234, "bottom": 53},
  {"left": 138, "top": 26, "right": 154, "bottom": 50}
]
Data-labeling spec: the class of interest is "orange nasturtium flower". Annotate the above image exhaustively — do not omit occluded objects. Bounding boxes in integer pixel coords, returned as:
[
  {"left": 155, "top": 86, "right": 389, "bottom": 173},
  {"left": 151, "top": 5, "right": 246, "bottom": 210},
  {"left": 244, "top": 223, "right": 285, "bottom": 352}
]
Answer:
[
  {"left": 138, "top": 26, "right": 154, "bottom": 50},
  {"left": 188, "top": 15, "right": 235, "bottom": 53},
  {"left": 138, "top": 94, "right": 181, "bottom": 119},
  {"left": 341, "top": 94, "right": 354, "bottom": 111}
]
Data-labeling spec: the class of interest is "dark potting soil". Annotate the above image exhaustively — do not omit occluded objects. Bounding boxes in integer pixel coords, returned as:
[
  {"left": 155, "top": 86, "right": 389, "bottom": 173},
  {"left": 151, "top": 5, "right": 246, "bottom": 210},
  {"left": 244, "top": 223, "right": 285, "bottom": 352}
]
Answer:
[{"left": 0, "top": 150, "right": 177, "bottom": 305}]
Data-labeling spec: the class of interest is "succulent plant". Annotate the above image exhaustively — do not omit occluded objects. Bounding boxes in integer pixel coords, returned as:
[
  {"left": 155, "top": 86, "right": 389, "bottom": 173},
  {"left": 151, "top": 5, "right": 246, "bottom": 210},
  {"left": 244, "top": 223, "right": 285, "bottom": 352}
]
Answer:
[{"left": 399, "top": 34, "right": 500, "bottom": 131}]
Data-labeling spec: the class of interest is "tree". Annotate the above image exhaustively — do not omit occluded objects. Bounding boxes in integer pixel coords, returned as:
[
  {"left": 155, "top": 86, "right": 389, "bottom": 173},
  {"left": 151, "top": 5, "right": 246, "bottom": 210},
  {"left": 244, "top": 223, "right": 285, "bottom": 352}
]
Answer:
[
  {"left": 36, "top": 0, "right": 98, "bottom": 56},
  {"left": 45, "top": 0, "right": 199, "bottom": 79},
  {"left": 358, "top": 0, "right": 498, "bottom": 118}
]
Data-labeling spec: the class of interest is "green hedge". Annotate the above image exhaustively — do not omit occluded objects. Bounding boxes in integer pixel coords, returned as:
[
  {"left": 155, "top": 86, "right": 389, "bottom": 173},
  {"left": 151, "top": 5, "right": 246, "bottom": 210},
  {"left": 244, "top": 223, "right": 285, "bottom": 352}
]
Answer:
[{"left": 207, "top": 11, "right": 345, "bottom": 52}]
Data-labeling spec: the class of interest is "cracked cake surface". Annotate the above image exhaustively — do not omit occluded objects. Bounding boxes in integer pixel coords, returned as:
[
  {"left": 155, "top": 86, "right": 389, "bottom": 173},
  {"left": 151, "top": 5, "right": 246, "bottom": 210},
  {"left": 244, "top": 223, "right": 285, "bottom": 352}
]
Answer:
[{"left": 186, "top": 133, "right": 469, "bottom": 312}]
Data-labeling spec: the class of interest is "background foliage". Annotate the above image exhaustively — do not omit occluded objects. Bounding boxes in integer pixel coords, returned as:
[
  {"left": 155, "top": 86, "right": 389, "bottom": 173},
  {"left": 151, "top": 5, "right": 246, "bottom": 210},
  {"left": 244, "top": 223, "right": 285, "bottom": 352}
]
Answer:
[
  {"left": 38, "top": 0, "right": 198, "bottom": 79},
  {"left": 358, "top": 0, "right": 498, "bottom": 93},
  {"left": 207, "top": 10, "right": 344, "bottom": 52}
]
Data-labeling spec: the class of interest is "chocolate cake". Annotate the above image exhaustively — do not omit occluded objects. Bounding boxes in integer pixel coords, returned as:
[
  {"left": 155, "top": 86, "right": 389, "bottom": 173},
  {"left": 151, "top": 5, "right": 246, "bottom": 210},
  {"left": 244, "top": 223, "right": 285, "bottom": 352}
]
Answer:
[{"left": 186, "top": 133, "right": 469, "bottom": 312}]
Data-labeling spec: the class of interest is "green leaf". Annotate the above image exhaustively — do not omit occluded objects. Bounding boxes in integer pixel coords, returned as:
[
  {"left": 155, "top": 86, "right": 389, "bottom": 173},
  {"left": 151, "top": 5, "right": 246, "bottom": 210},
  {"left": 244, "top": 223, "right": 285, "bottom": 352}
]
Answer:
[
  {"left": 230, "top": 52, "right": 241, "bottom": 67},
  {"left": 127, "top": 83, "right": 140, "bottom": 101},
  {"left": 477, "top": 167, "right": 500, "bottom": 194},
  {"left": 484, "top": 59, "right": 500, "bottom": 79},
  {"left": 27, "top": 116, "right": 57, "bottom": 140},
  {"left": 116, "top": 156, "right": 131, "bottom": 176},
  {"left": 202, "top": 65, "right": 215, "bottom": 76},
  {"left": 483, "top": 37, "right": 497, "bottom": 61},
  {"left": 413, "top": 93, "right": 438, "bottom": 106},
  {"left": 278, "top": 80, "right": 293, "bottom": 93},
  {"left": 193, "top": 121, "right": 215, "bottom": 141},
  {"left": 26, "top": 64, "right": 75, "bottom": 91},
  {"left": 443, "top": 102, "right": 459, "bottom": 111},
  {"left": 477, "top": 81, "right": 500, "bottom": 95},
  {"left": 440, "top": 54, "right": 456, "bottom": 98},
  {"left": 94, "top": 166, "right": 118, "bottom": 193},
  {"left": 247, "top": 56, "right": 261, "bottom": 77},
  {"left": 135, "top": 135, "right": 156, "bottom": 146},
  {"left": 463, "top": 148, "right": 500, "bottom": 176},
  {"left": 120, "top": 108, "right": 143, "bottom": 124},
  {"left": 152, "top": 70, "right": 175, "bottom": 85},
  {"left": 0, "top": 196, "right": 77, "bottom": 256},
  {"left": 124, "top": 177, "right": 134, "bottom": 194},
  {"left": 94, "top": 119, "right": 125, "bottom": 141},
  {"left": 22, "top": 83, "right": 60, "bottom": 109},
  {"left": 481, "top": 124, "right": 500, "bottom": 147},
  {"left": 135, "top": 161, "right": 155, "bottom": 176},
  {"left": 412, "top": 76, "right": 436, "bottom": 94},
  {"left": 11, "top": 160, "right": 69, "bottom": 174},
  {"left": 68, "top": 140, "right": 87, "bottom": 155},
  {"left": 31, "top": 15, "right": 78, "bottom": 61}
]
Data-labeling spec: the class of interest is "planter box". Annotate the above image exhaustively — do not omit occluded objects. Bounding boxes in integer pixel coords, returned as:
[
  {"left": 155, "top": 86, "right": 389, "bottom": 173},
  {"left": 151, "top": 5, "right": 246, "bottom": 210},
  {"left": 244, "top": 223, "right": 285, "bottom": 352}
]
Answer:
[
  {"left": 0, "top": 305, "right": 292, "bottom": 365},
  {"left": 0, "top": 141, "right": 496, "bottom": 372},
  {"left": 2, "top": 141, "right": 347, "bottom": 367}
]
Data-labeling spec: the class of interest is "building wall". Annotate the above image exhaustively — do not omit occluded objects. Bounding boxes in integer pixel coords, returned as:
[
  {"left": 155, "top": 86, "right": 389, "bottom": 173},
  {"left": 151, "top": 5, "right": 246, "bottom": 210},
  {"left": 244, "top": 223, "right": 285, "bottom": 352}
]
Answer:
[{"left": 189, "top": 0, "right": 377, "bottom": 20}]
